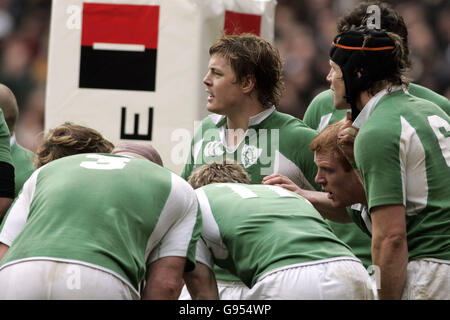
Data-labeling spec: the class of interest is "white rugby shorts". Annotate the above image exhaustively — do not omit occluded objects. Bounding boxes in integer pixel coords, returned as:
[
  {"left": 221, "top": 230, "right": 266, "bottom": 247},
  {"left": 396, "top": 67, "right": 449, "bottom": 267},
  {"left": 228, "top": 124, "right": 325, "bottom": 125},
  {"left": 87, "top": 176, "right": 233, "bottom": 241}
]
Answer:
[
  {"left": 245, "top": 258, "right": 375, "bottom": 300},
  {"left": 0, "top": 260, "right": 139, "bottom": 300}
]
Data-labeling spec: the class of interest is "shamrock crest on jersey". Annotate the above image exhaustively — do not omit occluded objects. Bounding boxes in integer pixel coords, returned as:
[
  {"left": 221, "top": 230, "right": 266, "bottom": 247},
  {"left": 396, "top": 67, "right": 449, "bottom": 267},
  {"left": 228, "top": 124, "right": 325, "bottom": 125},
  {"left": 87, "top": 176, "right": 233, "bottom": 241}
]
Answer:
[{"left": 241, "top": 144, "right": 263, "bottom": 168}]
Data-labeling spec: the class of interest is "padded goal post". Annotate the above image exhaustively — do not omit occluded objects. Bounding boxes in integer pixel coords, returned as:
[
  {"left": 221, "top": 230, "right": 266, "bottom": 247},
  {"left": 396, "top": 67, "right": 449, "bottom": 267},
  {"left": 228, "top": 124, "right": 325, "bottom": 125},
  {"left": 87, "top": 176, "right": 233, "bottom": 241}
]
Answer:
[{"left": 45, "top": 0, "right": 276, "bottom": 173}]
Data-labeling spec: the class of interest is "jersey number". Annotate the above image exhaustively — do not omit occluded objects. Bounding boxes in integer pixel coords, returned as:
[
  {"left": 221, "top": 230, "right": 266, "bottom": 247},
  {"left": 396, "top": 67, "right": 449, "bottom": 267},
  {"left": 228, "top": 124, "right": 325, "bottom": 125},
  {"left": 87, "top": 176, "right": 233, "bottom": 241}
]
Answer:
[
  {"left": 428, "top": 115, "right": 450, "bottom": 167},
  {"left": 216, "top": 184, "right": 296, "bottom": 199},
  {"left": 80, "top": 154, "right": 130, "bottom": 170}
]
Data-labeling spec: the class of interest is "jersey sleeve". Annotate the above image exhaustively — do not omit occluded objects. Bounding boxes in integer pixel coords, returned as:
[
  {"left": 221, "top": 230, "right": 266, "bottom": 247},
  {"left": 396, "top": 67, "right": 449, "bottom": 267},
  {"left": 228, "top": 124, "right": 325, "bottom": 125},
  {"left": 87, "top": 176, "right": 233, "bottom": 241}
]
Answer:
[
  {"left": 0, "top": 167, "right": 41, "bottom": 246},
  {"left": 346, "top": 204, "right": 372, "bottom": 237},
  {"left": 355, "top": 123, "right": 405, "bottom": 212},
  {"left": 193, "top": 187, "right": 229, "bottom": 263},
  {"left": 147, "top": 173, "right": 202, "bottom": 272},
  {"left": 194, "top": 237, "right": 214, "bottom": 270}
]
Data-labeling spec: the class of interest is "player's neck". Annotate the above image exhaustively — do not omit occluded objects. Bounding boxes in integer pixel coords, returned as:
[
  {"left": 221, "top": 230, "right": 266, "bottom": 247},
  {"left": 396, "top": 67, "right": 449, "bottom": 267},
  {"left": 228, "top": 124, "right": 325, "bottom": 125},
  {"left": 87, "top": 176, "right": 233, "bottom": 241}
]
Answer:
[
  {"left": 225, "top": 99, "right": 265, "bottom": 148},
  {"left": 226, "top": 98, "right": 265, "bottom": 130},
  {"left": 357, "top": 81, "right": 391, "bottom": 110},
  {"left": 357, "top": 92, "right": 372, "bottom": 110}
]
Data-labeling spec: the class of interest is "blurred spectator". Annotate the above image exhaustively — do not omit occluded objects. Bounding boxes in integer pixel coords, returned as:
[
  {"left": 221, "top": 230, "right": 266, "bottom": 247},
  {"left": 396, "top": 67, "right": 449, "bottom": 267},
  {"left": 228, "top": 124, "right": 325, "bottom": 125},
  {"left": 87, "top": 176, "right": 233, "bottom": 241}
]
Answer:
[
  {"left": 0, "top": 0, "right": 448, "bottom": 152},
  {"left": 0, "top": 0, "right": 49, "bottom": 152}
]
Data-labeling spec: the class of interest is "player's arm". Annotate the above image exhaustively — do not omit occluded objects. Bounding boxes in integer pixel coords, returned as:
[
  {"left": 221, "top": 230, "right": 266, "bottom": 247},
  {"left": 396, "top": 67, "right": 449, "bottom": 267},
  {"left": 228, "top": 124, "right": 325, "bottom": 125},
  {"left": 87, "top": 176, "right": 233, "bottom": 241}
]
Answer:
[
  {"left": 0, "top": 168, "right": 40, "bottom": 246},
  {"left": 184, "top": 262, "right": 219, "bottom": 300},
  {"left": 142, "top": 256, "right": 187, "bottom": 300},
  {"left": 0, "top": 242, "right": 8, "bottom": 261},
  {"left": 0, "top": 198, "right": 13, "bottom": 223},
  {"left": 0, "top": 161, "right": 15, "bottom": 222},
  {"left": 263, "top": 174, "right": 352, "bottom": 223},
  {"left": 183, "top": 238, "right": 219, "bottom": 299},
  {"left": 0, "top": 110, "right": 15, "bottom": 221},
  {"left": 371, "top": 204, "right": 408, "bottom": 300}
]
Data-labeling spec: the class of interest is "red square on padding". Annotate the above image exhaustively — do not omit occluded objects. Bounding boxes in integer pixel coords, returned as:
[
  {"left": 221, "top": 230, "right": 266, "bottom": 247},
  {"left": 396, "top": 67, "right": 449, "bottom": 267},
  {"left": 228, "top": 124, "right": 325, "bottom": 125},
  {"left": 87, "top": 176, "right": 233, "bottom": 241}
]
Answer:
[
  {"left": 81, "top": 3, "right": 159, "bottom": 49},
  {"left": 79, "top": 3, "right": 160, "bottom": 91},
  {"left": 224, "top": 11, "right": 261, "bottom": 36}
]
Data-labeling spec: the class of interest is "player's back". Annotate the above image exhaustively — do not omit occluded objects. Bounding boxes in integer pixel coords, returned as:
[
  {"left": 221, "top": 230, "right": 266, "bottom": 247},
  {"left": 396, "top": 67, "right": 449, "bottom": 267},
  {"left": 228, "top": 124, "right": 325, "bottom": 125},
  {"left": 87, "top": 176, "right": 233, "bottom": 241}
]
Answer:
[
  {"left": 0, "top": 153, "right": 174, "bottom": 289},
  {"left": 355, "top": 90, "right": 450, "bottom": 261},
  {"left": 197, "top": 183, "right": 356, "bottom": 287}
]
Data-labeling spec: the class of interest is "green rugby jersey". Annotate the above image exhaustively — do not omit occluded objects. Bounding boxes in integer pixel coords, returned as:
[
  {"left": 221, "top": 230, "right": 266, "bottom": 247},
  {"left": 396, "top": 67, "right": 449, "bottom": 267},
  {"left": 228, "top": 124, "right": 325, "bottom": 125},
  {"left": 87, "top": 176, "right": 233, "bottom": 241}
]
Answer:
[
  {"left": 182, "top": 107, "right": 319, "bottom": 190},
  {"left": 302, "top": 83, "right": 450, "bottom": 267},
  {"left": 353, "top": 88, "right": 450, "bottom": 261},
  {"left": 182, "top": 107, "right": 320, "bottom": 283},
  {"left": 10, "top": 137, "right": 35, "bottom": 196},
  {"left": 195, "top": 183, "right": 358, "bottom": 288},
  {"left": 0, "top": 153, "right": 201, "bottom": 294}
]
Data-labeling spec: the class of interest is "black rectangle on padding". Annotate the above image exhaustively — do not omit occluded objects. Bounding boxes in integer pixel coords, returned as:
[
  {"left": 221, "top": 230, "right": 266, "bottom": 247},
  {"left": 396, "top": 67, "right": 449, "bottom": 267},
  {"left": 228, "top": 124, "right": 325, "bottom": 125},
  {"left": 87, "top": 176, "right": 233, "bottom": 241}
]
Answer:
[{"left": 79, "top": 47, "right": 157, "bottom": 91}]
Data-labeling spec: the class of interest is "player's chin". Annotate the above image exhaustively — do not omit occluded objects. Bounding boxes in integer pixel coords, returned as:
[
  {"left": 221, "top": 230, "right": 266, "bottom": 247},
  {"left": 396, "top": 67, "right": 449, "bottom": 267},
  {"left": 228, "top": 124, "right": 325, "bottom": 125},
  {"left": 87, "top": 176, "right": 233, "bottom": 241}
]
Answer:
[
  {"left": 330, "top": 200, "right": 341, "bottom": 208},
  {"left": 333, "top": 96, "right": 349, "bottom": 110},
  {"left": 330, "top": 197, "right": 346, "bottom": 208},
  {"left": 207, "top": 105, "right": 226, "bottom": 115},
  {"left": 206, "top": 103, "right": 219, "bottom": 113}
]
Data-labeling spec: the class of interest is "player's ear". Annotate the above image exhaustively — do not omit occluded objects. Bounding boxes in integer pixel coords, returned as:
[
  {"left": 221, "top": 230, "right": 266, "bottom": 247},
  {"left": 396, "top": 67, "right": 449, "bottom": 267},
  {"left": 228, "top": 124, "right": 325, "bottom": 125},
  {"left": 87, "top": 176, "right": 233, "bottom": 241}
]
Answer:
[
  {"left": 356, "top": 68, "right": 363, "bottom": 78},
  {"left": 241, "top": 75, "right": 256, "bottom": 94}
]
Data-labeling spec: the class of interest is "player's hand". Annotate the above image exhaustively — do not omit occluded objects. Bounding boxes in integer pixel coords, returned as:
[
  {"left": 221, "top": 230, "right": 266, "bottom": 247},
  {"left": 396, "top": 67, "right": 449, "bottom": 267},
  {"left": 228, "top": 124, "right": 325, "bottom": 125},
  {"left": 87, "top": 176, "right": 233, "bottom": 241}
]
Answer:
[
  {"left": 337, "top": 110, "right": 358, "bottom": 168},
  {"left": 262, "top": 174, "right": 302, "bottom": 194}
]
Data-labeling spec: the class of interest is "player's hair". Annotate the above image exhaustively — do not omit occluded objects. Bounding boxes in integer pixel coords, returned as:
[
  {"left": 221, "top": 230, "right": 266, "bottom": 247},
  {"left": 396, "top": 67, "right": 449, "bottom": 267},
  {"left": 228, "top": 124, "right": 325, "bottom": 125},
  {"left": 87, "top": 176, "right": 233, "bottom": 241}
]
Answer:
[
  {"left": 364, "top": 29, "right": 409, "bottom": 94},
  {"left": 337, "top": 0, "right": 411, "bottom": 69},
  {"left": 0, "top": 84, "right": 19, "bottom": 134},
  {"left": 310, "top": 119, "right": 352, "bottom": 172},
  {"left": 188, "top": 161, "right": 250, "bottom": 189},
  {"left": 209, "top": 33, "right": 284, "bottom": 108},
  {"left": 34, "top": 122, "right": 114, "bottom": 168}
]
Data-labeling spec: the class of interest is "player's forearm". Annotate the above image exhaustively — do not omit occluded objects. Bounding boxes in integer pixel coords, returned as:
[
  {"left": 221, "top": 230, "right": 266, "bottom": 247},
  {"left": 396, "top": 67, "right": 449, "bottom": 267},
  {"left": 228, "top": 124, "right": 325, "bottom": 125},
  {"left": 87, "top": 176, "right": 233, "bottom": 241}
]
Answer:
[
  {"left": 0, "top": 243, "right": 8, "bottom": 261},
  {"left": 372, "top": 234, "right": 408, "bottom": 300},
  {"left": 302, "top": 190, "right": 352, "bottom": 223},
  {"left": 184, "top": 263, "right": 219, "bottom": 300},
  {"left": 0, "top": 197, "right": 13, "bottom": 224},
  {"left": 142, "top": 277, "right": 184, "bottom": 300}
]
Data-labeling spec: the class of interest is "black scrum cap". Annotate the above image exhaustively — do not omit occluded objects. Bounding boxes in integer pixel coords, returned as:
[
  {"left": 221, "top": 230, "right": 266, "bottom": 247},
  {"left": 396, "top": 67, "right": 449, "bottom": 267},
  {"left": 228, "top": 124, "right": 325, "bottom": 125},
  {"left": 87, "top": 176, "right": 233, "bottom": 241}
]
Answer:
[{"left": 330, "top": 28, "right": 396, "bottom": 119}]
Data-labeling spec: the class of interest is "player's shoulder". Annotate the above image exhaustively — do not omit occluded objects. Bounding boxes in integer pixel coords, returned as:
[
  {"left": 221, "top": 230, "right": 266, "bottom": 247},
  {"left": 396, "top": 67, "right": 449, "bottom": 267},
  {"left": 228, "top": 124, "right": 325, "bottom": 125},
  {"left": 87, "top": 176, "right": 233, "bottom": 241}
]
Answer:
[
  {"left": 408, "top": 83, "right": 450, "bottom": 111},
  {"left": 268, "top": 110, "right": 314, "bottom": 131},
  {"left": 190, "top": 115, "right": 223, "bottom": 140},
  {"left": 201, "top": 114, "right": 224, "bottom": 128},
  {"left": 170, "top": 171, "right": 197, "bottom": 197},
  {"left": 383, "top": 90, "right": 444, "bottom": 117},
  {"left": 11, "top": 142, "right": 34, "bottom": 157},
  {"left": 272, "top": 112, "right": 318, "bottom": 145},
  {"left": 309, "top": 89, "right": 334, "bottom": 107}
]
